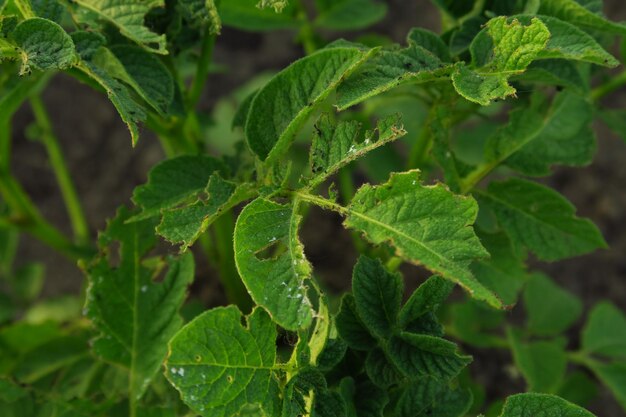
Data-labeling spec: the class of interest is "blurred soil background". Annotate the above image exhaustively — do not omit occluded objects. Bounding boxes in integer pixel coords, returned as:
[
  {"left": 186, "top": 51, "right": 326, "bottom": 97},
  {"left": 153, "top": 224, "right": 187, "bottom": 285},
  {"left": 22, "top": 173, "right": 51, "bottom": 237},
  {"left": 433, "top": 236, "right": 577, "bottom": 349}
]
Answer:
[{"left": 6, "top": 0, "right": 626, "bottom": 414}]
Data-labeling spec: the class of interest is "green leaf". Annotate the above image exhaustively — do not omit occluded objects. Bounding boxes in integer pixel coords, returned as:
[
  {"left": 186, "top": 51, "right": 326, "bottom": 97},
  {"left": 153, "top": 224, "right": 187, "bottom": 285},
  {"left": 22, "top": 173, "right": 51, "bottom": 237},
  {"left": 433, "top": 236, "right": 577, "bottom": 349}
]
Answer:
[
  {"left": 523, "top": 273, "right": 582, "bottom": 336},
  {"left": 308, "top": 113, "right": 406, "bottom": 188},
  {"left": 393, "top": 377, "right": 472, "bottom": 417},
  {"left": 388, "top": 332, "right": 472, "bottom": 381},
  {"left": 157, "top": 176, "right": 251, "bottom": 250},
  {"left": 482, "top": 91, "right": 595, "bottom": 177},
  {"left": 582, "top": 302, "right": 626, "bottom": 360},
  {"left": 345, "top": 170, "right": 499, "bottom": 308},
  {"left": 166, "top": 306, "right": 280, "bottom": 417},
  {"left": 245, "top": 46, "right": 375, "bottom": 161},
  {"left": 557, "top": 371, "right": 598, "bottom": 407},
  {"left": 219, "top": 0, "right": 299, "bottom": 31},
  {"left": 132, "top": 155, "right": 228, "bottom": 221},
  {"left": 104, "top": 45, "right": 175, "bottom": 115},
  {"left": 179, "top": 0, "right": 221, "bottom": 33},
  {"left": 499, "top": 393, "right": 596, "bottom": 416},
  {"left": 336, "top": 41, "right": 451, "bottom": 110},
  {"left": 517, "top": 60, "right": 585, "bottom": 93},
  {"left": 73, "top": 0, "right": 167, "bottom": 54},
  {"left": 453, "top": 16, "right": 550, "bottom": 105},
  {"left": 477, "top": 178, "right": 607, "bottom": 261},
  {"left": 11, "top": 17, "right": 77, "bottom": 74},
  {"left": 365, "top": 348, "right": 405, "bottom": 388},
  {"left": 398, "top": 276, "right": 454, "bottom": 329},
  {"left": 340, "top": 378, "right": 388, "bottom": 417},
  {"left": 600, "top": 109, "right": 626, "bottom": 143},
  {"left": 314, "top": 0, "right": 387, "bottom": 31},
  {"left": 407, "top": 28, "right": 451, "bottom": 62},
  {"left": 85, "top": 207, "right": 195, "bottom": 400},
  {"left": 508, "top": 329, "right": 567, "bottom": 393},
  {"left": 336, "top": 294, "right": 377, "bottom": 351},
  {"left": 257, "top": 0, "right": 288, "bottom": 12},
  {"left": 234, "top": 198, "right": 314, "bottom": 330},
  {"left": 539, "top": 0, "right": 626, "bottom": 35},
  {"left": 352, "top": 256, "right": 402, "bottom": 340},
  {"left": 586, "top": 361, "right": 626, "bottom": 411},
  {"left": 471, "top": 231, "right": 527, "bottom": 306}
]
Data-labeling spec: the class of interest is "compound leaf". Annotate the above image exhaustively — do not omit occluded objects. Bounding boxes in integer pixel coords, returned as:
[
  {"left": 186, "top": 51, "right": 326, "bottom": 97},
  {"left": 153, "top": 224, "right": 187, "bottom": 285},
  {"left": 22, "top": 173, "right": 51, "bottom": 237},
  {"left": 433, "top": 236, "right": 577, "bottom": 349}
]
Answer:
[
  {"left": 352, "top": 256, "right": 402, "bottom": 340},
  {"left": 524, "top": 273, "right": 582, "bottom": 336},
  {"left": 234, "top": 198, "right": 313, "bottom": 330},
  {"left": 499, "top": 393, "right": 596, "bottom": 416},
  {"left": 539, "top": 0, "right": 626, "bottom": 35},
  {"left": 245, "top": 46, "right": 375, "bottom": 161},
  {"left": 166, "top": 306, "right": 280, "bottom": 417},
  {"left": 85, "top": 207, "right": 194, "bottom": 400},
  {"left": 73, "top": 0, "right": 167, "bottom": 54},
  {"left": 12, "top": 17, "right": 77, "bottom": 74},
  {"left": 132, "top": 155, "right": 228, "bottom": 221},
  {"left": 582, "top": 302, "right": 626, "bottom": 360},
  {"left": 345, "top": 170, "right": 499, "bottom": 308},
  {"left": 308, "top": 113, "right": 406, "bottom": 188},
  {"left": 477, "top": 178, "right": 607, "bottom": 261}
]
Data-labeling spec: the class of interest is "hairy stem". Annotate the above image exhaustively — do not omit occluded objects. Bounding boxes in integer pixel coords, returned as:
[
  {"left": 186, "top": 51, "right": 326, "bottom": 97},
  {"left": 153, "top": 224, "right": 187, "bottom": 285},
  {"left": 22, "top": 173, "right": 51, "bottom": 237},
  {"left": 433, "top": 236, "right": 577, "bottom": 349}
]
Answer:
[
  {"left": 187, "top": 28, "right": 216, "bottom": 108},
  {"left": 30, "top": 96, "right": 90, "bottom": 244}
]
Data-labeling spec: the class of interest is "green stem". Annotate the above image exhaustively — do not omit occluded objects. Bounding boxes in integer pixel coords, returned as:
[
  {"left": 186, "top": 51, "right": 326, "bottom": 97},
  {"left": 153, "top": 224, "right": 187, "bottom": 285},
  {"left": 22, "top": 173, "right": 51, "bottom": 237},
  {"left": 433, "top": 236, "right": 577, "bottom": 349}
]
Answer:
[
  {"left": 187, "top": 28, "right": 216, "bottom": 108},
  {"left": 591, "top": 70, "right": 626, "bottom": 101},
  {"left": 213, "top": 212, "right": 253, "bottom": 313},
  {"left": 458, "top": 161, "right": 497, "bottom": 194},
  {"left": 407, "top": 103, "right": 438, "bottom": 170},
  {"left": 292, "top": 190, "right": 349, "bottom": 215},
  {"left": 296, "top": 0, "right": 316, "bottom": 55},
  {"left": 30, "top": 96, "right": 89, "bottom": 244}
]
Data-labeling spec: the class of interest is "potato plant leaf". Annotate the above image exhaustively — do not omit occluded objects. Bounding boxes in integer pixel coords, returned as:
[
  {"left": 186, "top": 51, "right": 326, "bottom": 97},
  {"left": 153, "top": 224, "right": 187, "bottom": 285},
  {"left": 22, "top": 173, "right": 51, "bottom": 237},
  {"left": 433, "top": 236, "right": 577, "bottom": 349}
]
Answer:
[
  {"left": 85, "top": 207, "right": 195, "bottom": 400},
  {"left": 581, "top": 302, "right": 626, "bottom": 360},
  {"left": 11, "top": 17, "right": 77, "bottom": 74},
  {"left": 344, "top": 171, "right": 499, "bottom": 308},
  {"left": 308, "top": 113, "right": 406, "bottom": 188},
  {"left": 245, "top": 46, "right": 375, "bottom": 161},
  {"left": 166, "top": 306, "right": 280, "bottom": 417},
  {"left": 234, "top": 198, "right": 314, "bottom": 330},
  {"left": 585, "top": 361, "right": 626, "bottom": 410},
  {"left": 314, "top": 0, "right": 387, "bottom": 31},
  {"left": 218, "top": 0, "right": 299, "bottom": 31},
  {"left": 538, "top": 0, "right": 626, "bottom": 35},
  {"left": 393, "top": 376, "right": 472, "bottom": 417},
  {"left": 179, "top": 0, "right": 221, "bottom": 33},
  {"left": 476, "top": 179, "right": 607, "bottom": 261},
  {"left": 452, "top": 16, "right": 549, "bottom": 105},
  {"left": 73, "top": 0, "right": 167, "bottom": 54},
  {"left": 500, "top": 393, "right": 596, "bottom": 416}
]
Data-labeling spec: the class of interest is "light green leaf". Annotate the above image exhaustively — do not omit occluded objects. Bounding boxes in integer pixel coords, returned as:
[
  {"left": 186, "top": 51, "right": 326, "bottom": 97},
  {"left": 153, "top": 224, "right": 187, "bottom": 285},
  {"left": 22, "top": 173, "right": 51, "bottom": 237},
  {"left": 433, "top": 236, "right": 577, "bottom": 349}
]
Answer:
[
  {"left": 471, "top": 231, "right": 528, "bottom": 307},
  {"left": 314, "top": 0, "right": 387, "bottom": 31},
  {"left": 179, "top": 0, "right": 221, "bottom": 33},
  {"left": 586, "top": 361, "right": 626, "bottom": 411},
  {"left": 336, "top": 41, "right": 451, "bottom": 110},
  {"left": 345, "top": 170, "right": 499, "bottom": 308},
  {"left": 308, "top": 113, "right": 406, "bottom": 188},
  {"left": 453, "top": 16, "right": 550, "bottom": 105},
  {"left": 393, "top": 377, "right": 472, "bottom": 417},
  {"left": 508, "top": 329, "right": 567, "bottom": 393},
  {"left": 257, "top": 0, "right": 288, "bottom": 12},
  {"left": 245, "top": 46, "right": 375, "bottom": 161},
  {"left": 352, "top": 256, "right": 402, "bottom": 340},
  {"left": 499, "top": 393, "right": 596, "bottom": 416},
  {"left": 73, "top": 0, "right": 167, "bottom": 54},
  {"left": 539, "top": 0, "right": 626, "bottom": 35},
  {"left": 132, "top": 155, "right": 228, "bottom": 221},
  {"left": 157, "top": 176, "right": 251, "bottom": 250},
  {"left": 388, "top": 332, "right": 472, "bottom": 380},
  {"left": 234, "top": 198, "right": 313, "bottom": 330},
  {"left": 477, "top": 178, "right": 607, "bottom": 261},
  {"left": 582, "top": 302, "right": 626, "bottom": 360},
  {"left": 12, "top": 17, "right": 77, "bottom": 74},
  {"left": 336, "top": 294, "right": 377, "bottom": 351},
  {"left": 219, "top": 0, "right": 298, "bottom": 31},
  {"left": 398, "top": 276, "right": 454, "bottom": 329},
  {"left": 85, "top": 207, "right": 195, "bottom": 400},
  {"left": 166, "top": 306, "right": 280, "bottom": 417},
  {"left": 523, "top": 273, "right": 582, "bottom": 336}
]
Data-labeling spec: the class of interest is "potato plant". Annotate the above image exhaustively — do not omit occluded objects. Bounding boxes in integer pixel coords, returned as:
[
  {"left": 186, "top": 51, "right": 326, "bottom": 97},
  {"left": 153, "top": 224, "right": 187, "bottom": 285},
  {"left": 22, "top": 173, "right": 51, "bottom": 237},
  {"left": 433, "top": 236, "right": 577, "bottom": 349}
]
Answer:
[{"left": 1, "top": 0, "right": 626, "bottom": 416}]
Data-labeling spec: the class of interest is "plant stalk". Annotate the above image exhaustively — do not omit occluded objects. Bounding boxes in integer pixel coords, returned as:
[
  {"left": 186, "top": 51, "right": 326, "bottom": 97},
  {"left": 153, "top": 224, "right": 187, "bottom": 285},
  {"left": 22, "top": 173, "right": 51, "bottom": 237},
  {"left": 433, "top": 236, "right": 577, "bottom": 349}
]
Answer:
[{"left": 591, "top": 70, "right": 626, "bottom": 101}]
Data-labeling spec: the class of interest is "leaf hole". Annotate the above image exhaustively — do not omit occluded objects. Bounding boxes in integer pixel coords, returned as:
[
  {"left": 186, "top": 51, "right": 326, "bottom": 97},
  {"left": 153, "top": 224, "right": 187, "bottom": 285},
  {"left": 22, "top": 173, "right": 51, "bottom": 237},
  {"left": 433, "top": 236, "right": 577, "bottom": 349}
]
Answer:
[{"left": 254, "top": 239, "right": 286, "bottom": 261}]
